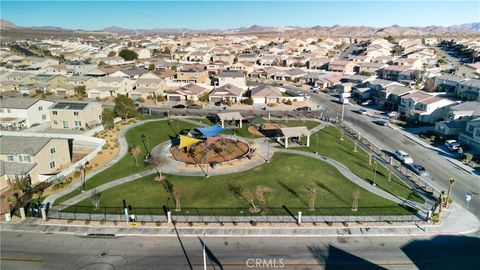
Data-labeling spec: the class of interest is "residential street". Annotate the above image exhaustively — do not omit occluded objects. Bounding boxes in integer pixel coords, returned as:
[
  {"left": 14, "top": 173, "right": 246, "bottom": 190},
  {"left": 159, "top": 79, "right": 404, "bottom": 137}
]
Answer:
[
  {"left": 299, "top": 89, "right": 480, "bottom": 218},
  {"left": 1, "top": 231, "right": 479, "bottom": 270}
]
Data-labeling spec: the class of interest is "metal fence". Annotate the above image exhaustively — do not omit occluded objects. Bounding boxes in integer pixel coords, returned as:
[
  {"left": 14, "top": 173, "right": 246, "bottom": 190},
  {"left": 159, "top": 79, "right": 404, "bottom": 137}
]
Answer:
[{"left": 48, "top": 205, "right": 423, "bottom": 224}]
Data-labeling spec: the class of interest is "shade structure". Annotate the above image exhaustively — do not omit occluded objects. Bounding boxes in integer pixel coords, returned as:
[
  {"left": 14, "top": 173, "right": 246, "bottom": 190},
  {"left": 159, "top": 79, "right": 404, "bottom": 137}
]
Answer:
[
  {"left": 195, "top": 124, "right": 224, "bottom": 137},
  {"left": 178, "top": 135, "right": 203, "bottom": 149}
]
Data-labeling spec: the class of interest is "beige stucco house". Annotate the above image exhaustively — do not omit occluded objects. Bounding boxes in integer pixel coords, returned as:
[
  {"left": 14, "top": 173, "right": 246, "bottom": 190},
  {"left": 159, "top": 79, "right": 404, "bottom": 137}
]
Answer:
[{"left": 49, "top": 101, "right": 102, "bottom": 130}]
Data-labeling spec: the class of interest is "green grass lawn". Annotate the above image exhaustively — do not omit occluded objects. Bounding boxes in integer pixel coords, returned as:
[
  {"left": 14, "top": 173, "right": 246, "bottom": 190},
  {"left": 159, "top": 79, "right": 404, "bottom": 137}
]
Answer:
[
  {"left": 55, "top": 119, "right": 198, "bottom": 204},
  {"left": 297, "top": 126, "right": 424, "bottom": 204},
  {"left": 65, "top": 153, "right": 415, "bottom": 216}
]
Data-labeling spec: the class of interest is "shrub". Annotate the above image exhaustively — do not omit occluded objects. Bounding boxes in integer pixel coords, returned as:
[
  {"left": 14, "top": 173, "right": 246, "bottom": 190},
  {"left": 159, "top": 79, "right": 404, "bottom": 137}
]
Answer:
[
  {"left": 284, "top": 99, "right": 293, "bottom": 105},
  {"left": 463, "top": 153, "right": 473, "bottom": 162},
  {"left": 102, "top": 144, "right": 110, "bottom": 150},
  {"left": 250, "top": 220, "right": 257, "bottom": 226},
  {"left": 204, "top": 222, "right": 209, "bottom": 225},
  {"left": 219, "top": 222, "right": 224, "bottom": 227},
  {"left": 85, "top": 220, "right": 91, "bottom": 225},
  {"left": 100, "top": 219, "right": 106, "bottom": 225},
  {"left": 67, "top": 219, "right": 73, "bottom": 223},
  {"left": 156, "top": 95, "right": 165, "bottom": 102},
  {"left": 137, "top": 97, "right": 145, "bottom": 103},
  {"left": 140, "top": 221, "right": 145, "bottom": 225},
  {"left": 232, "top": 221, "right": 238, "bottom": 226},
  {"left": 155, "top": 221, "right": 162, "bottom": 227},
  {"left": 240, "top": 98, "right": 254, "bottom": 105},
  {"left": 113, "top": 220, "right": 118, "bottom": 226},
  {"left": 188, "top": 222, "right": 193, "bottom": 227},
  {"left": 96, "top": 97, "right": 101, "bottom": 101},
  {"left": 186, "top": 99, "right": 195, "bottom": 106},
  {"left": 267, "top": 102, "right": 277, "bottom": 107},
  {"left": 326, "top": 221, "right": 333, "bottom": 227}
]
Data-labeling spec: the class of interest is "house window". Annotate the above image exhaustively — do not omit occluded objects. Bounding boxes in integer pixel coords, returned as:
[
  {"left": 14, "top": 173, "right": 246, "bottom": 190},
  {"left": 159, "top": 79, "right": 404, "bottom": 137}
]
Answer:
[
  {"left": 0, "top": 109, "right": 4, "bottom": 113},
  {"left": 7, "top": 109, "right": 11, "bottom": 113},
  {"left": 75, "top": 121, "right": 81, "bottom": 126},
  {"left": 19, "top": 154, "right": 31, "bottom": 163},
  {"left": 468, "top": 126, "right": 474, "bottom": 132},
  {"left": 53, "top": 111, "right": 58, "bottom": 115},
  {"left": 42, "top": 114, "right": 47, "bottom": 120},
  {"left": 49, "top": 160, "right": 56, "bottom": 169},
  {"left": 63, "top": 121, "right": 69, "bottom": 128},
  {"left": 54, "top": 120, "right": 58, "bottom": 125},
  {"left": 50, "top": 147, "right": 56, "bottom": 154},
  {"left": 7, "top": 155, "right": 14, "bottom": 161},
  {"left": 38, "top": 106, "right": 43, "bottom": 111},
  {"left": 476, "top": 130, "right": 480, "bottom": 137},
  {"left": 73, "top": 111, "right": 79, "bottom": 116}
]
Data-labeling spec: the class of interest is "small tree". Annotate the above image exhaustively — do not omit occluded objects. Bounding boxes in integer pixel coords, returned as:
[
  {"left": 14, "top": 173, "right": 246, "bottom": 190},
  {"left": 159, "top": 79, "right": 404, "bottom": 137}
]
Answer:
[
  {"left": 148, "top": 156, "right": 166, "bottom": 181},
  {"left": 91, "top": 189, "right": 102, "bottom": 210},
  {"left": 199, "top": 92, "right": 209, "bottom": 102},
  {"left": 172, "top": 186, "right": 182, "bottom": 212},
  {"left": 351, "top": 190, "right": 360, "bottom": 212},
  {"left": 148, "top": 64, "right": 155, "bottom": 71},
  {"left": 130, "top": 145, "right": 142, "bottom": 167},
  {"left": 457, "top": 147, "right": 464, "bottom": 159},
  {"left": 119, "top": 49, "right": 138, "bottom": 61},
  {"left": 156, "top": 95, "right": 166, "bottom": 103},
  {"left": 305, "top": 186, "right": 316, "bottom": 211},
  {"left": 242, "top": 189, "right": 260, "bottom": 213},
  {"left": 114, "top": 94, "right": 137, "bottom": 119},
  {"left": 107, "top": 51, "right": 116, "bottom": 57},
  {"left": 101, "top": 108, "right": 115, "bottom": 129},
  {"left": 74, "top": 85, "right": 86, "bottom": 97}
]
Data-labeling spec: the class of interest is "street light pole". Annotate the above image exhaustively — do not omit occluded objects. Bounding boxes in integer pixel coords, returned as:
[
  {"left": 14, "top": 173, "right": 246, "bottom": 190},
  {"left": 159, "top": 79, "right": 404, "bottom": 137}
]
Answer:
[
  {"left": 82, "top": 161, "right": 89, "bottom": 192},
  {"left": 373, "top": 160, "right": 377, "bottom": 187},
  {"left": 315, "top": 133, "right": 319, "bottom": 155},
  {"left": 203, "top": 233, "right": 207, "bottom": 270}
]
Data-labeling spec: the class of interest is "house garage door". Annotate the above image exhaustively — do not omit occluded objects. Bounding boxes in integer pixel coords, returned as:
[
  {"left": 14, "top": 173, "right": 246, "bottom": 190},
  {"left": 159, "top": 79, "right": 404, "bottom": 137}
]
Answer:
[{"left": 169, "top": 96, "right": 181, "bottom": 102}]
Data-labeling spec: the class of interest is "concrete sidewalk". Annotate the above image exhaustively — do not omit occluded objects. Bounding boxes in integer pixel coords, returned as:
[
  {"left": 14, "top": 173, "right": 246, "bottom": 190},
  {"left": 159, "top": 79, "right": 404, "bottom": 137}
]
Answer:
[{"left": 2, "top": 203, "right": 478, "bottom": 237}]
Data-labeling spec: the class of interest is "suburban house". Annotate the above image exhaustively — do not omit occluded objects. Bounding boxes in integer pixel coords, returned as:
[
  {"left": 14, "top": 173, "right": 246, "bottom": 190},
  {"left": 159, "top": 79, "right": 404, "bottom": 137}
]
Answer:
[
  {"left": 381, "top": 65, "right": 412, "bottom": 81},
  {"left": 130, "top": 72, "right": 166, "bottom": 100},
  {"left": 435, "top": 102, "right": 480, "bottom": 137},
  {"left": 455, "top": 79, "right": 480, "bottom": 101},
  {"left": 273, "top": 68, "right": 308, "bottom": 82},
  {"left": 455, "top": 62, "right": 480, "bottom": 78},
  {"left": 49, "top": 102, "right": 102, "bottom": 130},
  {"left": 377, "top": 85, "right": 414, "bottom": 110},
  {"left": 31, "top": 74, "right": 66, "bottom": 93},
  {"left": 249, "top": 85, "right": 283, "bottom": 104},
  {"left": 56, "top": 76, "right": 98, "bottom": 97},
  {"left": 87, "top": 76, "right": 133, "bottom": 99},
  {"left": 209, "top": 84, "right": 244, "bottom": 103},
  {"left": 434, "top": 74, "right": 468, "bottom": 92},
  {"left": 65, "top": 60, "right": 97, "bottom": 75},
  {"left": 215, "top": 70, "right": 246, "bottom": 88},
  {"left": 356, "top": 62, "right": 387, "bottom": 75},
  {"left": 328, "top": 60, "right": 355, "bottom": 73},
  {"left": 0, "top": 135, "right": 71, "bottom": 185},
  {"left": 0, "top": 98, "right": 54, "bottom": 129},
  {"left": 110, "top": 68, "right": 149, "bottom": 79},
  {"left": 166, "top": 83, "right": 207, "bottom": 102},
  {"left": 458, "top": 118, "right": 480, "bottom": 152},
  {"left": 398, "top": 91, "right": 455, "bottom": 123},
  {"left": 175, "top": 66, "right": 209, "bottom": 84}
]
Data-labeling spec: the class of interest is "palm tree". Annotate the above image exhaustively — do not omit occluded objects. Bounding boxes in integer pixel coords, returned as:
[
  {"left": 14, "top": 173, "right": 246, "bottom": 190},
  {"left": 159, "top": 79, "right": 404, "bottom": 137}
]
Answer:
[
  {"left": 130, "top": 146, "right": 141, "bottom": 167},
  {"left": 446, "top": 178, "right": 455, "bottom": 208}
]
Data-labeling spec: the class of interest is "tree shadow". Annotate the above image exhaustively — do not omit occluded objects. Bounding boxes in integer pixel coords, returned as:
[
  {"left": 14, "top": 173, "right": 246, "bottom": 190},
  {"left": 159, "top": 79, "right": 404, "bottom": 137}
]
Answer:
[
  {"left": 308, "top": 245, "right": 388, "bottom": 270},
  {"left": 275, "top": 180, "right": 308, "bottom": 207},
  {"left": 314, "top": 181, "right": 348, "bottom": 205}
]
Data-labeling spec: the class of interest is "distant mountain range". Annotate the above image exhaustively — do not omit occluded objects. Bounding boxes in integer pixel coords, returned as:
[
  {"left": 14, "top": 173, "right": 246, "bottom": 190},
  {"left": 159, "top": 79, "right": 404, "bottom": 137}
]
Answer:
[{"left": 1, "top": 19, "right": 479, "bottom": 37}]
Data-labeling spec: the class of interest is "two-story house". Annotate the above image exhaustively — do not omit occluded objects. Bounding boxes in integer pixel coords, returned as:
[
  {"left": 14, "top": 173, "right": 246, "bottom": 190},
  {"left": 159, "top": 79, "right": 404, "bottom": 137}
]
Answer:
[
  {"left": 0, "top": 135, "right": 71, "bottom": 185},
  {"left": 49, "top": 102, "right": 102, "bottom": 130},
  {"left": 214, "top": 70, "right": 246, "bottom": 88},
  {"left": 87, "top": 76, "right": 133, "bottom": 99},
  {"left": 0, "top": 98, "right": 53, "bottom": 128}
]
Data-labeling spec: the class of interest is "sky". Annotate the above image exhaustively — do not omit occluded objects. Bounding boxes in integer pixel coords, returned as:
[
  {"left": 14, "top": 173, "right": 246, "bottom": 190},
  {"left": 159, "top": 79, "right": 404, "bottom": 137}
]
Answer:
[{"left": 1, "top": 1, "right": 479, "bottom": 30}]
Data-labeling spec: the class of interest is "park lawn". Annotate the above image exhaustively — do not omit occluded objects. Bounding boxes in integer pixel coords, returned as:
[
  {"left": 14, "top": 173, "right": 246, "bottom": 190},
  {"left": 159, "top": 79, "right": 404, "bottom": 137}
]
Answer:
[
  {"left": 66, "top": 153, "right": 415, "bottom": 216},
  {"left": 298, "top": 126, "right": 425, "bottom": 204},
  {"left": 55, "top": 119, "right": 198, "bottom": 204}
]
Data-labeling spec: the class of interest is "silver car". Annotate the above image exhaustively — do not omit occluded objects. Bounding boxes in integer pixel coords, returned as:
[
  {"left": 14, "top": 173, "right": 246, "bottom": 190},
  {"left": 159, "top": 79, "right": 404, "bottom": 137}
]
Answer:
[{"left": 410, "top": 163, "right": 429, "bottom": 177}]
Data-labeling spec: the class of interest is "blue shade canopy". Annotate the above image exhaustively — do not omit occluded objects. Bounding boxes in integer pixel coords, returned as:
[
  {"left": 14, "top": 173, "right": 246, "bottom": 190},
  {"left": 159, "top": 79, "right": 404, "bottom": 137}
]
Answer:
[{"left": 195, "top": 124, "right": 224, "bottom": 137}]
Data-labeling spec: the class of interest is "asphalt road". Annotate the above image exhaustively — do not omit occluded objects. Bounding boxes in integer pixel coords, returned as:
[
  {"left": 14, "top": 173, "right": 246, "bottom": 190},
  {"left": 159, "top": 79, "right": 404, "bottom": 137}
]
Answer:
[
  {"left": 296, "top": 89, "right": 480, "bottom": 218},
  {"left": 1, "top": 231, "right": 479, "bottom": 270}
]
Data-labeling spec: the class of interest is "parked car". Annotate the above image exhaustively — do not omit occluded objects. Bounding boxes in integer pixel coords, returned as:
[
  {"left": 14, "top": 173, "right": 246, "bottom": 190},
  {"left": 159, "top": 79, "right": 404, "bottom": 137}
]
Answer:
[
  {"left": 409, "top": 163, "right": 429, "bottom": 177},
  {"left": 172, "top": 104, "right": 185, "bottom": 109},
  {"left": 187, "top": 104, "right": 202, "bottom": 109},
  {"left": 361, "top": 100, "right": 373, "bottom": 106},
  {"left": 294, "top": 106, "right": 312, "bottom": 112},
  {"left": 394, "top": 150, "right": 414, "bottom": 164},
  {"left": 214, "top": 101, "right": 222, "bottom": 106},
  {"left": 444, "top": 139, "right": 457, "bottom": 147},
  {"left": 448, "top": 142, "right": 461, "bottom": 151},
  {"left": 137, "top": 107, "right": 151, "bottom": 115},
  {"left": 372, "top": 120, "right": 388, "bottom": 126},
  {"left": 355, "top": 108, "right": 368, "bottom": 115},
  {"left": 386, "top": 111, "right": 398, "bottom": 118}
]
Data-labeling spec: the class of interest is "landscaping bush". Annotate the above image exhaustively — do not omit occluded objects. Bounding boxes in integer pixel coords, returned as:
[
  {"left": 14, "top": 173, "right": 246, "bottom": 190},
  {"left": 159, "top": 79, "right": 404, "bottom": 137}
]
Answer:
[
  {"left": 113, "top": 220, "right": 118, "bottom": 226},
  {"left": 232, "top": 221, "right": 238, "bottom": 226},
  {"left": 463, "top": 153, "right": 473, "bottom": 163},
  {"left": 284, "top": 99, "right": 293, "bottom": 105},
  {"left": 204, "top": 222, "right": 209, "bottom": 225},
  {"left": 156, "top": 95, "right": 165, "bottom": 102},
  {"left": 140, "top": 221, "right": 145, "bottom": 225},
  {"left": 267, "top": 102, "right": 277, "bottom": 107},
  {"left": 155, "top": 221, "right": 162, "bottom": 227},
  {"left": 100, "top": 219, "right": 106, "bottom": 225},
  {"left": 219, "top": 222, "right": 224, "bottom": 227},
  {"left": 137, "top": 97, "right": 145, "bottom": 103},
  {"left": 188, "top": 222, "right": 194, "bottom": 227},
  {"left": 250, "top": 220, "right": 257, "bottom": 226},
  {"left": 240, "top": 98, "right": 254, "bottom": 105},
  {"left": 85, "top": 220, "right": 91, "bottom": 225},
  {"left": 186, "top": 99, "right": 195, "bottom": 106},
  {"left": 67, "top": 219, "right": 73, "bottom": 223}
]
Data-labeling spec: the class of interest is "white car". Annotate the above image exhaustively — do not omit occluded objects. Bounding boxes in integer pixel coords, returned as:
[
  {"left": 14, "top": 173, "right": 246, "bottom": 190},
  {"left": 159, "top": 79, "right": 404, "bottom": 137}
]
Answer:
[
  {"left": 444, "top": 139, "right": 457, "bottom": 147},
  {"left": 394, "top": 150, "right": 414, "bottom": 164},
  {"left": 387, "top": 111, "right": 398, "bottom": 118}
]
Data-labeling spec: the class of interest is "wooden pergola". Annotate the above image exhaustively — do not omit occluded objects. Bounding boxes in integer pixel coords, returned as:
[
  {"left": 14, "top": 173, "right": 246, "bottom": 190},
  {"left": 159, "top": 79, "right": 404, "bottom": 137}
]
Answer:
[
  {"left": 277, "top": 126, "right": 310, "bottom": 148},
  {"left": 217, "top": 111, "right": 244, "bottom": 128}
]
